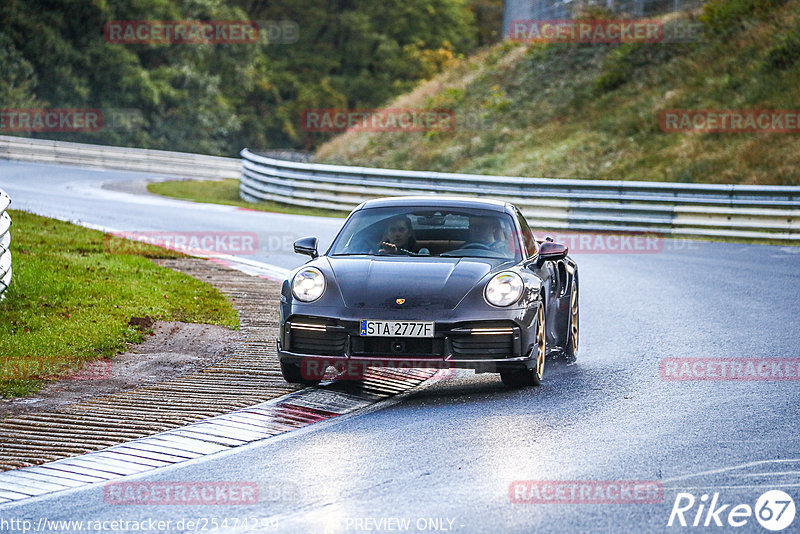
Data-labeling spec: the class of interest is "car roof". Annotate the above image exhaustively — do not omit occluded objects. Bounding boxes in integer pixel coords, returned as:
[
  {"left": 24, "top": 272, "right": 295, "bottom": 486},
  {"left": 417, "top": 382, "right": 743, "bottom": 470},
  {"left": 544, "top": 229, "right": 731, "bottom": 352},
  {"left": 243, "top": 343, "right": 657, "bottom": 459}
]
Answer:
[{"left": 358, "top": 196, "right": 513, "bottom": 212}]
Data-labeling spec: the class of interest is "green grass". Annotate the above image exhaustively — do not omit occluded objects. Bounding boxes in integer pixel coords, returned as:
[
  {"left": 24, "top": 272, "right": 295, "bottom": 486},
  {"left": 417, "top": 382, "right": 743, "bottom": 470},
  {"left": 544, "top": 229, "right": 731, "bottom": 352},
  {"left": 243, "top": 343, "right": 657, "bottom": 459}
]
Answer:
[
  {"left": 316, "top": 0, "right": 800, "bottom": 185},
  {"left": 0, "top": 210, "right": 240, "bottom": 398},
  {"left": 147, "top": 179, "right": 346, "bottom": 218}
]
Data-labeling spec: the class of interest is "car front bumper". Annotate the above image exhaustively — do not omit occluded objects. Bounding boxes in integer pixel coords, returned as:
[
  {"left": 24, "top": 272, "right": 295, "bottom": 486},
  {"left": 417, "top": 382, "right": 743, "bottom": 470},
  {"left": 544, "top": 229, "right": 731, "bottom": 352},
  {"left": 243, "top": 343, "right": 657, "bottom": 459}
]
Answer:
[{"left": 276, "top": 315, "right": 538, "bottom": 373}]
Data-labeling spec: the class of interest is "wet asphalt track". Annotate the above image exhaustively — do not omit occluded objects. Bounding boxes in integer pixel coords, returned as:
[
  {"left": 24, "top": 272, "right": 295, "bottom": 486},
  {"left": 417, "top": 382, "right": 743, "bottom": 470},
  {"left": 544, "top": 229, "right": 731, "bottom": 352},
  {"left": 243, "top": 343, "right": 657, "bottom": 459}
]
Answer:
[{"left": 1, "top": 160, "right": 799, "bottom": 533}]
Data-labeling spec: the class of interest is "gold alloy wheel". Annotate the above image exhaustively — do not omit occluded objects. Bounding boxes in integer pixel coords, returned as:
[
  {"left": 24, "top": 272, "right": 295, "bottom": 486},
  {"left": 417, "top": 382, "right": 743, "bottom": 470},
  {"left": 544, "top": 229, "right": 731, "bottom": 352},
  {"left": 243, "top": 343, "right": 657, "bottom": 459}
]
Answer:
[
  {"left": 570, "top": 284, "right": 579, "bottom": 356},
  {"left": 499, "top": 301, "right": 546, "bottom": 387},
  {"left": 535, "top": 303, "right": 546, "bottom": 381}
]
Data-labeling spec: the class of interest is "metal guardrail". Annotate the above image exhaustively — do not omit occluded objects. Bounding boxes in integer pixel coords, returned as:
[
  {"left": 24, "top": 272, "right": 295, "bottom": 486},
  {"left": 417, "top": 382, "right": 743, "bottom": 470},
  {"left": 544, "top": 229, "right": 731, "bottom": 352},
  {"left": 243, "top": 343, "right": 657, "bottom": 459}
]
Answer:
[
  {"left": 240, "top": 148, "right": 800, "bottom": 242},
  {"left": 0, "top": 135, "right": 795, "bottom": 243},
  {"left": 0, "top": 135, "right": 240, "bottom": 179},
  {"left": 0, "top": 189, "right": 12, "bottom": 300}
]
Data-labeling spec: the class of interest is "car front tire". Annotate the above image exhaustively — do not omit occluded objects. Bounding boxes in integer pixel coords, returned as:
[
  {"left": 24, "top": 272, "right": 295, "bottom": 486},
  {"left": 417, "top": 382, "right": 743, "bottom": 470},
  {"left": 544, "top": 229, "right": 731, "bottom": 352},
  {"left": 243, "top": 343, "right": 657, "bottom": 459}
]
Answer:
[
  {"left": 280, "top": 360, "right": 321, "bottom": 386},
  {"left": 500, "top": 302, "right": 545, "bottom": 387}
]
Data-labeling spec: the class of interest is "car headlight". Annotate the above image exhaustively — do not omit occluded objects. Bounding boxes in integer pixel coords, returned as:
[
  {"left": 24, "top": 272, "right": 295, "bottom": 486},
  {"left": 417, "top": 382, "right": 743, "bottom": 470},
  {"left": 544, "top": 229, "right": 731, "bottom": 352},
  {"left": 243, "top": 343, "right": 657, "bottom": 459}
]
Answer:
[
  {"left": 484, "top": 271, "right": 524, "bottom": 307},
  {"left": 292, "top": 267, "right": 326, "bottom": 302}
]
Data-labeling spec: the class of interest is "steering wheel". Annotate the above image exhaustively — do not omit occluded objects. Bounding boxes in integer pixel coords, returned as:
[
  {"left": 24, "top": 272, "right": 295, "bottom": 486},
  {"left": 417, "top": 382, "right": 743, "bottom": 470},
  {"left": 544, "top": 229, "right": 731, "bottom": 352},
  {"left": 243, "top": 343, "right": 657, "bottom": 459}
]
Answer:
[{"left": 460, "top": 242, "right": 492, "bottom": 250}]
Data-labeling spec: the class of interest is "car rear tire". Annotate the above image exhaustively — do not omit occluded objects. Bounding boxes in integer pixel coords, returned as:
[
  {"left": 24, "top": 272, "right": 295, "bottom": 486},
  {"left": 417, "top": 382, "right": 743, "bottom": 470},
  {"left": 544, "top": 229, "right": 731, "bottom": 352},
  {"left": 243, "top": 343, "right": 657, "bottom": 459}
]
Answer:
[
  {"left": 500, "top": 303, "right": 545, "bottom": 387},
  {"left": 280, "top": 360, "right": 321, "bottom": 386},
  {"left": 564, "top": 282, "right": 579, "bottom": 361}
]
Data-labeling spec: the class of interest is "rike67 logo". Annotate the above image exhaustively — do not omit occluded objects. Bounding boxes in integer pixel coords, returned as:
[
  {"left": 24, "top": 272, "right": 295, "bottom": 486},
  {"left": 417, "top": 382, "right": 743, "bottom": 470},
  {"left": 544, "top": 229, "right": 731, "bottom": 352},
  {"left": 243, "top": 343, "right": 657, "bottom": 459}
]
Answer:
[{"left": 668, "top": 490, "right": 796, "bottom": 531}]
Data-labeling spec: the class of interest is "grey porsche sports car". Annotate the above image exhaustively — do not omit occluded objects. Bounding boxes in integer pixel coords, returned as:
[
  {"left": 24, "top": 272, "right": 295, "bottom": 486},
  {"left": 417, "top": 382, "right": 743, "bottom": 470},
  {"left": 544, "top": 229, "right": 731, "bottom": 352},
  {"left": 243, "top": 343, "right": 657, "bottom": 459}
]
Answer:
[{"left": 277, "top": 196, "right": 579, "bottom": 387}]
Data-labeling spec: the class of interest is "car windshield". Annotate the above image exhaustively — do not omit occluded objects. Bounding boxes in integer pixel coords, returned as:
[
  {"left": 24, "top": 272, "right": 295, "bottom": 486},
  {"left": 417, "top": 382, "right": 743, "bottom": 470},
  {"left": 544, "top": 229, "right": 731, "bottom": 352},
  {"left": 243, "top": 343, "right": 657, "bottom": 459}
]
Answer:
[{"left": 328, "top": 206, "right": 522, "bottom": 260}]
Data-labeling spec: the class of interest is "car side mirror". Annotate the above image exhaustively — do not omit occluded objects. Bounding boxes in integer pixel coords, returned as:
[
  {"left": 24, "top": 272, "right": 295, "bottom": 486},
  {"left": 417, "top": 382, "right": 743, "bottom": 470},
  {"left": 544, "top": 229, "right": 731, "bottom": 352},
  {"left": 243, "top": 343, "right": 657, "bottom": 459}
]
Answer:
[
  {"left": 294, "top": 237, "right": 318, "bottom": 258},
  {"left": 536, "top": 241, "right": 568, "bottom": 266}
]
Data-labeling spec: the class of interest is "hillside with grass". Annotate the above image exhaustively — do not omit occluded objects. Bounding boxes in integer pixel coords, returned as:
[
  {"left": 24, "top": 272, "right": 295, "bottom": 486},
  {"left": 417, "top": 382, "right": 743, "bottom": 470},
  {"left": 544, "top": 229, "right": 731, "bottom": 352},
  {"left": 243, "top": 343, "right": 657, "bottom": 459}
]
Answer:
[{"left": 316, "top": 0, "right": 800, "bottom": 185}]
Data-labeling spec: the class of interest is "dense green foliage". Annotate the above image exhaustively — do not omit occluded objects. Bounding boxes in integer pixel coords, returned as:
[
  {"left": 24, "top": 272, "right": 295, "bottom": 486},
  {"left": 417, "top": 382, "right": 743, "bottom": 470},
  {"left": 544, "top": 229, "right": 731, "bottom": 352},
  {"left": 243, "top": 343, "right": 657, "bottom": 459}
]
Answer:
[{"left": 0, "top": 0, "right": 498, "bottom": 155}]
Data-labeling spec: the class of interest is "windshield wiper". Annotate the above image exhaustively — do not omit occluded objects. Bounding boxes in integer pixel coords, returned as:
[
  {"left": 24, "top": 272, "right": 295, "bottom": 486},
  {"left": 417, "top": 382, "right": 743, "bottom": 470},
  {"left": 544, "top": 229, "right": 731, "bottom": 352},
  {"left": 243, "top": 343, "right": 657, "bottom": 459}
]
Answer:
[
  {"left": 334, "top": 250, "right": 427, "bottom": 257},
  {"left": 440, "top": 251, "right": 509, "bottom": 258},
  {"left": 375, "top": 250, "right": 415, "bottom": 256}
]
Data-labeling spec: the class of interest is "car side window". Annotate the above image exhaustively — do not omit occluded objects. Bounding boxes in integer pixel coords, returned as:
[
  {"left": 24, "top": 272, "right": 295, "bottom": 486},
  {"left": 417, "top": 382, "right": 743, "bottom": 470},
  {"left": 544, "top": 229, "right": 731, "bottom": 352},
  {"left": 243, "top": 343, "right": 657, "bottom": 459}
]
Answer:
[{"left": 516, "top": 210, "right": 538, "bottom": 258}]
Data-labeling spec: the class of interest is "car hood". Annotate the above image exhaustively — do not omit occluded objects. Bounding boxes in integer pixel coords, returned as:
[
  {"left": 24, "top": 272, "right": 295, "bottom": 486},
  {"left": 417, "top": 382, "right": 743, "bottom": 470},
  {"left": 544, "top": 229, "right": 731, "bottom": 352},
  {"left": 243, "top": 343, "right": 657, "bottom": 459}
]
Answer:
[{"left": 326, "top": 256, "right": 506, "bottom": 310}]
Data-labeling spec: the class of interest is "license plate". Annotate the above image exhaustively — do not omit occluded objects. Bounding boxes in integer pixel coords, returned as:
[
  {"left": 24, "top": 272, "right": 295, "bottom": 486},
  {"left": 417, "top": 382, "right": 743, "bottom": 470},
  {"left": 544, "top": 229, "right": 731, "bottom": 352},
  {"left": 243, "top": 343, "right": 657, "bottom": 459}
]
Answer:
[{"left": 360, "top": 320, "right": 434, "bottom": 338}]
